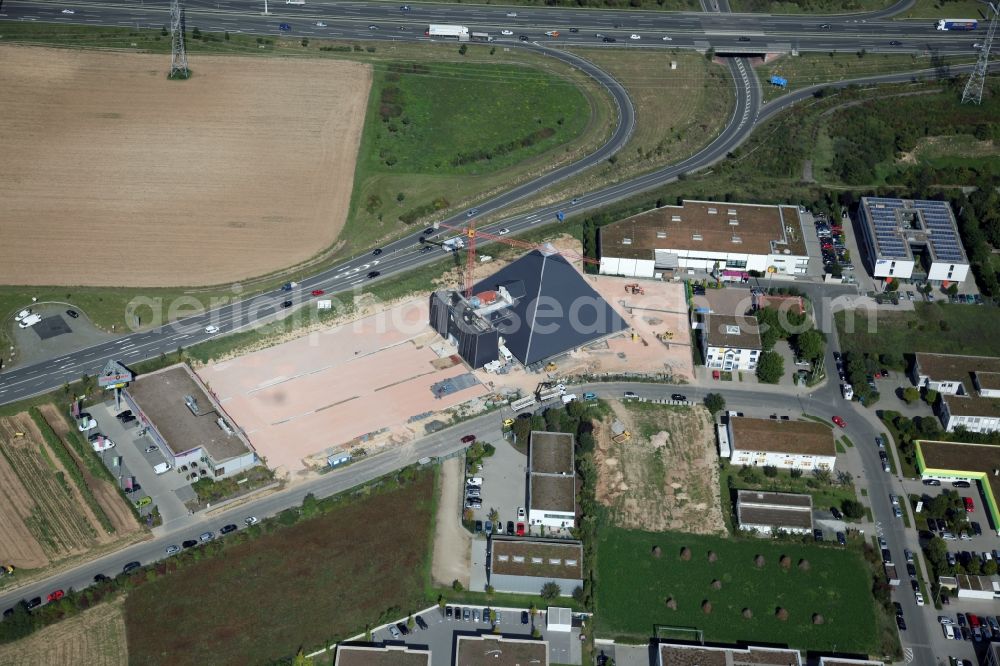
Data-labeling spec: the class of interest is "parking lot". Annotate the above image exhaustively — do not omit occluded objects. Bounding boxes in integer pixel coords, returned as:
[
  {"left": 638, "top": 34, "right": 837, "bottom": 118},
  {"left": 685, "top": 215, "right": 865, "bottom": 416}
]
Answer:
[
  {"left": 87, "top": 401, "right": 195, "bottom": 527},
  {"left": 465, "top": 434, "right": 528, "bottom": 536},
  {"left": 368, "top": 604, "right": 580, "bottom": 664}
]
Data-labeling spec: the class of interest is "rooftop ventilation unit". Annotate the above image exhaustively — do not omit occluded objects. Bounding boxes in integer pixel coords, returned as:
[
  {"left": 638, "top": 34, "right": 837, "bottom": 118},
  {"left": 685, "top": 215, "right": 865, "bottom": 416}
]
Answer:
[
  {"left": 671, "top": 215, "right": 681, "bottom": 222},
  {"left": 731, "top": 235, "right": 742, "bottom": 244},
  {"left": 184, "top": 395, "right": 200, "bottom": 416},
  {"left": 707, "top": 207, "right": 718, "bottom": 214},
  {"left": 622, "top": 237, "right": 632, "bottom": 245},
  {"left": 656, "top": 231, "right": 667, "bottom": 239},
  {"left": 725, "top": 324, "right": 741, "bottom": 335},
  {"left": 729, "top": 219, "right": 739, "bottom": 226},
  {"left": 692, "top": 234, "right": 703, "bottom": 241}
]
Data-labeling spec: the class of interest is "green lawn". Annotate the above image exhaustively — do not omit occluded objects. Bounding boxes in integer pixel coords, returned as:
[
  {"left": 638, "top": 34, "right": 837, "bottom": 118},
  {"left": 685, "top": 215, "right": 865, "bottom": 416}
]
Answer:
[
  {"left": 123, "top": 472, "right": 435, "bottom": 665},
  {"left": 731, "top": 0, "right": 892, "bottom": 13},
  {"left": 835, "top": 303, "right": 1000, "bottom": 358},
  {"left": 899, "top": 0, "right": 989, "bottom": 18},
  {"left": 594, "top": 527, "right": 879, "bottom": 653},
  {"left": 720, "top": 463, "right": 859, "bottom": 517}
]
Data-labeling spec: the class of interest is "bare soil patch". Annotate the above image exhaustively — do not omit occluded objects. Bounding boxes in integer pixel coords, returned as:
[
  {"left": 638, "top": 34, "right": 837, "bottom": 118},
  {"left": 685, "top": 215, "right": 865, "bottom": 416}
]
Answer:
[
  {"left": 0, "top": 597, "right": 127, "bottom": 666},
  {"left": 38, "top": 405, "right": 140, "bottom": 536},
  {"left": 0, "top": 45, "right": 371, "bottom": 287},
  {"left": 431, "top": 457, "right": 471, "bottom": 587},
  {"left": 593, "top": 401, "right": 725, "bottom": 535}
]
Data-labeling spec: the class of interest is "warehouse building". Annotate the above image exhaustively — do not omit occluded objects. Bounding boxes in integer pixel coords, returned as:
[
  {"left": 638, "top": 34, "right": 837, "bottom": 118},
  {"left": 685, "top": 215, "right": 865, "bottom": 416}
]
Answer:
[
  {"left": 729, "top": 417, "right": 837, "bottom": 472},
  {"left": 598, "top": 200, "right": 808, "bottom": 280},
  {"left": 700, "top": 313, "right": 762, "bottom": 372},
  {"left": 736, "top": 490, "right": 813, "bottom": 535},
  {"left": 528, "top": 431, "right": 576, "bottom": 530},
  {"left": 429, "top": 248, "right": 627, "bottom": 369},
  {"left": 334, "top": 645, "right": 431, "bottom": 666},
  {"left": 124, "top": 364, "right": 258, "bottom": 479},
  {"left": 488, "top": 537, "right": 583, "bottom": 597},
  {"left": 911, "top": 353, "right": 1000, "bottom": 433},
  {"left": 955, "top": 574, "right": 1000, "bottom": 600},
  {"left": 456, "top": 635, "right": 548, "bottom": 666},
  {"left": 657, "top": 642, "right": 802, "bottom": 666},
  {"left": 857, "top": 197, "right": 969, "bottom": 284}
]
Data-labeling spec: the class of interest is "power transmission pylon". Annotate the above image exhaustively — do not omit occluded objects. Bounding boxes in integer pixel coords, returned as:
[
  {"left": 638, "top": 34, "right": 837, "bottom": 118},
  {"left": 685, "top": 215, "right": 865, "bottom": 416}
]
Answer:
[
  {"left": 169, "top": 0, "right": 189, "bottom": 79},
  {"left": 962, "top": 2, "right": 998, "bottom": 104}
]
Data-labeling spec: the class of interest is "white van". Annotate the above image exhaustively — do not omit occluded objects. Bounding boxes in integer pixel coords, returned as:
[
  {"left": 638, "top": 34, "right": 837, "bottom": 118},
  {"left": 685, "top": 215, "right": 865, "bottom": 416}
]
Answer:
[{"left": 153, "top": 462, "right": 172, "bottom": 475}]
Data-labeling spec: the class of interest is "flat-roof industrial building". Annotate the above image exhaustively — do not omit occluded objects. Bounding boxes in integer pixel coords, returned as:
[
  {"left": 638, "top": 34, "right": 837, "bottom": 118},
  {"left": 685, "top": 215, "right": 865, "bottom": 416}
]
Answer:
[
  {"left": 489, "top": 537, "right": 583, "bottom": 597},
  {"left": 728, "top": 417, "right": 837, "bottom": 472},
  {"left": 598, "top": 200, "right": 808, "bottom": 280},
  {"left": 124, "top": 364, "right": 258, "bottom": 479},
  {"left": 916, "top": 439, "right": 1000, "bottom": 534},
  {"left": 911, "top": 353, "right": 1000, "bottom": 433},
  {"left": 857, "top": 197, "right": 969, "bottom": 284},
  {"left": 736, "top": 490, "right": 814, "bottom": 535},
  {"left": 657, "top": 641, "right": 802, "bottom": 666},
  {"left": 429, "top": 249, "right": 627, "bottom": 369},
  {"left": 528, "top": 431, "right": 576, "bottom": 529},
  {"left": 700, "top": 313, "right": 763, "bottom": 372},
  {"left": 334, "top": 644, "right": 431, "bottom": 666},
  {"left": 455, "top": 635, "right": 548, "bottom": 666}
]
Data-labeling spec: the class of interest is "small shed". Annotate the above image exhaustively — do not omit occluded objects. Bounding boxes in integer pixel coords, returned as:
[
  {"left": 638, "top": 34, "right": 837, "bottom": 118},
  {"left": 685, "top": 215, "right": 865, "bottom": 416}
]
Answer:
[{"left": 546, "top": 606, "right": 572, "bottom": 632}]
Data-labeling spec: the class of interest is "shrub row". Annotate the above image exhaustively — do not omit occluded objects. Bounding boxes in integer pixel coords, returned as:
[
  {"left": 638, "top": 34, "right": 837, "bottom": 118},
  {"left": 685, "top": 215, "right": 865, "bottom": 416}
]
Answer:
[
  {"left": 28, "top": 408, "right": 115, "bottom": 534},
  {"left": 450, "top": 127, "right": 556, "bottom": 167},
  {"left": 399, "top": 197, "right": 450, "bottom": 225}
]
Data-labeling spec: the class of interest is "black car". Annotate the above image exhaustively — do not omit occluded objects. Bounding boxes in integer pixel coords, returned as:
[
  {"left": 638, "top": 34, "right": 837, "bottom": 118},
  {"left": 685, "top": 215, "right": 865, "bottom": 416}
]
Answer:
[
  {"left": 415, "top": 614, "right": 428, "bottom": 630},
  {"left": 953, "top": 480, "right": 971, "bottom": 488},
  {"left": 475, "top": 520, "right": 483, "bottom": 533},
  {"left": 281, "top": 300, "right": 293, "bottom": 308},
  {"left": 182, "top": 539, "right": 198, "bottom": 549},
  {"left": 125, "top": 484, "right": 141, "bottom": 494},
  {"left": 972, "top": 521, "right": 983, "bottom": 536},
  {"left": 445, "top": 606, "right": 454, "bottom": 619},
  {"left": 738, "top": 36, "right": 751, "bottom": 41},
  {"left": 910, "top": 579, "right": 919, "bottom": 592},
  {"left": 889, "top": 40, "right": 901, "bottom": 45},
  {"left": 831, "top": 507, "right": 843, "bottom": 520},
  {"left": 962, "top": 626, "right": 972, "bottom": 640},
  {"left": 521, "top": 610, "right": 530, "bottom": 624},
  {"left": 813, "top": 529, "right": 823, "bottom": 542},
  {"left": 396, "top": 621, "right": 409, "bottom": 636},
  {"left": 893, "top": 601, "right": 904, "bottom": 618},
  {"left": 279, "top": 22, "right": 291, "bottom": 31},
  {"left": 25, "top": 597, "right": 42, "bottom": 611},
  {"left": 93, "top": 574, "right": 109, "bottom": 584},
  {"left": 896, "top": 615, "right": 907, "bottom": 631},
  {"left": 907, "top": 563, "right": 917, "bottom": 577},
  {"left": 819, "top": 23, "right": 831, "bottom": 28},
  {"left": 372, "top": 248, "right": 383, "bottom": 256},
  {"left": 836, "top": 532, "right": 847, "bottom": 545},
  {"left": 923, "top": 478, "right": 942, "bottom": 486},
  {"left": 519, "top": 35, "right": 529, "bottom": 41},
  {"left": 420, "top": 245, "right": 433, "bottom": 254},
  {"left": 123, "top": 561, "right": 141, "bottom": 574},
  {"left": 602, "top": 37, "right": 617, "bottom": 43},
  {"left": 671, "top": 393, "right": 687, "bottom": 401},
  {"left": 367, "top": 271, "right": 381, "bottom": 279},
  {"left": 483, "top": 606, "right": 491, "bottom": 622},
  {"left": 220, "top": 524, "right": 238, "bottom": 535},
  {"left": 66, "top": 309, "right": 79, "bottom": 318},
  {"left": 424, "top": 227, "right": 435, "bottom": 235},
  {"left": 507, "top": 520, "right": 515, "bottom": 535},
  {"left": 569, "top": 27, "right": 579, "bottom": 32}
]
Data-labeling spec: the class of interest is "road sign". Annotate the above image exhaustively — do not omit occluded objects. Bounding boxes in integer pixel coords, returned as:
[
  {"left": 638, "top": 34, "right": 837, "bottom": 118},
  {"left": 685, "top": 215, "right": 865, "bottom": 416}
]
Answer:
[{"left": 98, "top": 360, "right": 133, "bottom": 388}]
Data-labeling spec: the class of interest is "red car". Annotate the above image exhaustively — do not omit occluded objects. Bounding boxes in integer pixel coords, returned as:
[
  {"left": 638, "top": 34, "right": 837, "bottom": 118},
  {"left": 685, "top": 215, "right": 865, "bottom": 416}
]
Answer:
[
  {"left": 516, "top": 522, "right": 525, "bottom": 536},
  {"left": 311, "top": 289, "right": 325, "bottom": 297},
  {"left": 47, "top": 589, "right": 64, "bottom": 603},
  {"left": 965, "top": 497, "right": 975, "bottom": 513},
  {"left": 832, "top": 416, "right": 846, "bottom": 428},
  {"left": 460, "top": 434, "right": 476, "bottom": 444}
]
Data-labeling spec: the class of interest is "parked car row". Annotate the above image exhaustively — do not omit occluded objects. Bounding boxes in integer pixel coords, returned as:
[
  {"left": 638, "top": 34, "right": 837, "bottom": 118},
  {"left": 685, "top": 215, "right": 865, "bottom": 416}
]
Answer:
[
  {"left": 942, "top": 611, "right": 1000, "bottom": 642},
  {"left": 815, "top": 215, "right": 852, "bottom": 271},
  {"left": 443, "top": 605, "right": 529, "bottom": 625}
]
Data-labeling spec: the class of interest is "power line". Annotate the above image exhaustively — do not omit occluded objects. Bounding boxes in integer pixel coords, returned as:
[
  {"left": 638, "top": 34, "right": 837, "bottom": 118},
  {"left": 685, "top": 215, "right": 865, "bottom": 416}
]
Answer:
[
  {"left": 962, "top": 2, "right": 998, "bottom": 104},
  {"left": 169, "top": 0, "right": 189, "bottom": 79}
]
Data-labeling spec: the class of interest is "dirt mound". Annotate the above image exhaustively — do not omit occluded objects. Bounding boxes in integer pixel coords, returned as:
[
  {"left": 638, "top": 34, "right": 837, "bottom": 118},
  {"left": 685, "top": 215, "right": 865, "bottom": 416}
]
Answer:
[
  {"left": 798, "top": 559, "right": 811, "bottom": 571},
  {"left": 710, "top": 579, "right": 722, "bottom": 590},
  {"left": 666, "top": 596, "right": 677, "bottom": 610},
  {"left": 742, "top": 608, "right": 753, "bottom": 619},
  {"left": 707, "top": 550, "right": 718, "bottom": 563},
  {"left": 680, "top": 546, "right": 692, "bottom": 561},
  {"left": 779, "top": 555, "right": 791, "bottom": 569},
  {"left": 701, "top": 600, "right": 712, "bottom": 614},
  {"left": 812, "top": 613, "right": 824, "bottom": 625},
  {"left": 652, "top": 545, "right": 662, "bottom": 558},
  {"left": 754, "top": 555, "right": 766, "bottom": 568},
  {"left": 775, "top": 607, "right": 789, "bottom": 621}
]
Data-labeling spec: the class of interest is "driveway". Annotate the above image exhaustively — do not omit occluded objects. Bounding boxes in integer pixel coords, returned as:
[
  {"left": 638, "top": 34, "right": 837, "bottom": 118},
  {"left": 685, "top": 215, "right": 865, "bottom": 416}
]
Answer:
[
  {"left": 469, "top": 436, "right": 528, "bottom": 536},
  {"left": 432, "top": 457, "right": 472, "bottom": 587},
  {"left": 4, "top": 303, "right": 113, "bottom": 370}
]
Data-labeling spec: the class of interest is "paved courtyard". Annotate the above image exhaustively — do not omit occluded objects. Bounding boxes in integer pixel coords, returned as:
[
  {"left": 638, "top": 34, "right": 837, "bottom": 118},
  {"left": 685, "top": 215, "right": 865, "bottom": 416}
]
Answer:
[{"left": 198, "top": 299, "right": 488, "bottom": 475}]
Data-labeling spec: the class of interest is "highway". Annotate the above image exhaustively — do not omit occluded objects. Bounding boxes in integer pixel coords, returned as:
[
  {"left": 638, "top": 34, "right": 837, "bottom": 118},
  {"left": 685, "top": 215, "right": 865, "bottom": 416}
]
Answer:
[{"left": 4, "top": 0, "right": 989, "bottom": 54}]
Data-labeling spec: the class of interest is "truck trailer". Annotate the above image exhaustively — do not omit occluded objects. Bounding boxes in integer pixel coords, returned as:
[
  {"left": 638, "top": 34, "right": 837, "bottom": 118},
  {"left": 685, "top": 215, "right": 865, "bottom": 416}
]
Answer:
[
  {"left": 936, "top": 18, "right": 978, "bottom": 30},
  {"left": 426, "top": 24, "right": 470, "bottom": 40}
]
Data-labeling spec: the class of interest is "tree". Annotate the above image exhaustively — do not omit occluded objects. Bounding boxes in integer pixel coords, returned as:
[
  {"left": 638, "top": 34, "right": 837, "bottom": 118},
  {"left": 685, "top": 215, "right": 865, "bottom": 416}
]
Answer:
[
  {"left": 292, "top": 650, "right": 314, "bottom": 666},
  {"left": 984, "top": 559, "right": 998, "bottom": 576},
  {"left": 704, "top": 393, "right": 726, "bottom": 415},
  {"left": 924, "top": 389, "right": 939, "bottom": 405},
  {"left": 452, "top": 580, "right": 464, "bottom": 592},
  {"left": 795, "top": 329, "right": 826, "bottom": 362},
  {"left": 756, "top": 351, "right": 784, "bottom": 384},
  {"left": 902, "top": 387, "right": 920, "bottom": 404},
  {"left": 945, "top": 283, "right": 959, "bottom": 296},
  {"left": 540, "top": 581, "right": 561, "bottom": 600},
  {"left": 458, "top": 44, "right": 467, "bottom": 55},
  {"left": 572, "top": 585, "right": 586, "bottom": 605},
  {"left": 763, "top": 465, "right": 778, "bottom": 478},
  {"left": 841, "top": 499, "right": 865, "bottom": 519},
  {"left": 488, "top": 508, "right": 500, "bottom": 523}
]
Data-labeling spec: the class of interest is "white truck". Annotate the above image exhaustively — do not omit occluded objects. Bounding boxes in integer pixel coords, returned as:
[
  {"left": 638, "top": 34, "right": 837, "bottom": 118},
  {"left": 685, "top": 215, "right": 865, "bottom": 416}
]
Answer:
[
  {"left": 841, "top": 383, "right": 854, "bottom": 400},
  {"left": 426, "top": 24, "right": 470, "bottom": 41},
  {"left": 441, "top": 237, "right": 466, "bottom": 252},
  {"left": 153, "top": 462, "right": 172, "bottom": 475}
]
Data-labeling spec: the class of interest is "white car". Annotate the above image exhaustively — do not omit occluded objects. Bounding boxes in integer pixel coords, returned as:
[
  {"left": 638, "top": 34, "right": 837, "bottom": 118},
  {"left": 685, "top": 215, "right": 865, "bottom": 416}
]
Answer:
[
  {"left": 630, "top": 33, "right": 641, "bottom": 40},
  {"left": 14, "top": 309, "right": 30, "bottom": 322},
  {"left": 506, "top": 11, "right": 518, "bottom": 17},
  {"left": 77, "top": 417, "right": 97, "bottom": 432},
  {"left": 316, "top": 21, "right": 327, "bottom": 27},
  {"left": 91, "top": 437, "right": 115, "bottom": 452},
  {"left": 205, "top": 325, "right": 220, "bottom": 334},
  {"left": 61, "top": 9, "right": 75, "bottom": 13},
  {"left": 500, "top": 29, "right": 513, "bottom": 36},
  {"left": 466, "top": 477, "right": 483, "bottom": 487},
  {"left": 939, "top": 616, "right": 955, "bottom": 625},
  {"left": 517, "top": 507, "right": 526, "bottom": 519},
  {"left": 914, "top": 592, "right": 925, "bottom": 606},
  {"left": 245, "top": 516, "right": 259, "bottom": 526},
  {"left": 661, "top": 35, "right": 672, "bottom": 41},
  {"left": 498, "top": 228, "right": 510, "bottom": 235}
]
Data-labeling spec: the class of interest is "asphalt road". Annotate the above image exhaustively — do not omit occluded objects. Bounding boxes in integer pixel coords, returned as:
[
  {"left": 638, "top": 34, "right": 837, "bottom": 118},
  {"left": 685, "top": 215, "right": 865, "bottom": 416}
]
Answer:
[{"left": 4, "top": 0, "right": 987, "bottom": 54}]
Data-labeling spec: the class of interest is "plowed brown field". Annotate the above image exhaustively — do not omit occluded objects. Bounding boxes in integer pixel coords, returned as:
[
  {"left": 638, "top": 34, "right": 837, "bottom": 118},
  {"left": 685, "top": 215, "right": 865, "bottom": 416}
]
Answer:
[
  {"left": 0, "top": 597, "right": 127, "bottom": 666},
  {"left": 0, "top": 45, "right": 371, "bottom": 287}
]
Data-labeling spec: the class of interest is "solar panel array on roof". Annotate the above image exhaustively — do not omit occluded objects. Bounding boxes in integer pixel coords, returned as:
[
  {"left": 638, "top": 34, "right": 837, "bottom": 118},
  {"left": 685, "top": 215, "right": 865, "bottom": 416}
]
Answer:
[
  {"left": 913, "top": 200, "right": 966, "bottom": 262},
  {"left": 865, "top": 198, "right": 909, "bottom": 259}
]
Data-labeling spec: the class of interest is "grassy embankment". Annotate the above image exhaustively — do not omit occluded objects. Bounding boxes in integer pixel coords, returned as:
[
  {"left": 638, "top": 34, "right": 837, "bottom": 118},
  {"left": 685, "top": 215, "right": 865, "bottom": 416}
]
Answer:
[
  {"left": 594, "top": 527, "right": 879, "bottom": 653},
  {"left": 730, "top": 0, "right": 891, "bottom": 12},
  {"left": 0, "top": 21, "right": 605, "bottom": 332}
]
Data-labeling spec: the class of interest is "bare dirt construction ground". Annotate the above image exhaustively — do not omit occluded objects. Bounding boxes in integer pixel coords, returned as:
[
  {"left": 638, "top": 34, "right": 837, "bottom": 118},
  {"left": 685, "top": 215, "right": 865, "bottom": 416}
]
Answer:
[
  {"left": 0, "top": 45, "right": 371, "bottom": 287},
  {"left": 0, "top": 597, "right": 127, "bottom": 666},
  {"left": 37, "top": 405, "right": 140, "bottom": 536},
  {"left": 431, "top": 457, "right": 471, "bottom": 587},
  {"left": 593, "top": 400, "right": 726, "bottom": 536}
]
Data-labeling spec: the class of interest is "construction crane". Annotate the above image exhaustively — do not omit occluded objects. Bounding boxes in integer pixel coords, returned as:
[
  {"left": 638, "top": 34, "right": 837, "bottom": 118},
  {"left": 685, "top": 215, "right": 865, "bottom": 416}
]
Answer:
[{"left": 436, "top": 220, "right": 599, "bottom": 298}]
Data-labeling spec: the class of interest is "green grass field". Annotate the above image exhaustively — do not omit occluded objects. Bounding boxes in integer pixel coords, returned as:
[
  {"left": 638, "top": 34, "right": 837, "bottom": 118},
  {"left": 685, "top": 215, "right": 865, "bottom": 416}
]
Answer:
[
  {"left": 836, "top": 302, "right": 1000, "bottom": 358},
  {"left": 900, "top": 0, "right": 989, "bottom": 18},
  {"left": 730, "top": 0, "right": 891, "bottom": 13},
  {"left": 594, "top": 527, "right": 878, "bottom": 653},
  {"left": 123, "top": 472, "right": 434, "bottom": 666}
]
